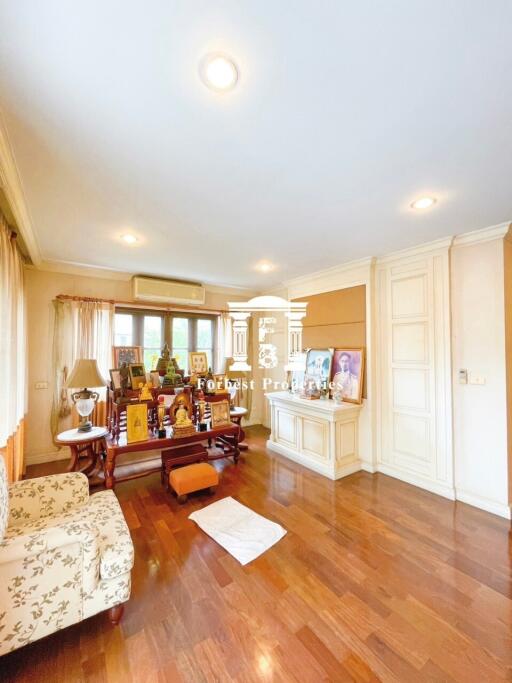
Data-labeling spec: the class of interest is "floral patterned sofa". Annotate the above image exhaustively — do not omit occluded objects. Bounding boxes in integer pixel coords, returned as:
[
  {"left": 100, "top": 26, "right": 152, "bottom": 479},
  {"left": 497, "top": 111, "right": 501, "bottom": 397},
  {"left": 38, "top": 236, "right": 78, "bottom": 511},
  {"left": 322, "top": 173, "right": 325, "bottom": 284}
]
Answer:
[{"left": 0, "top": 457, "right": 134, "bottom": 655}]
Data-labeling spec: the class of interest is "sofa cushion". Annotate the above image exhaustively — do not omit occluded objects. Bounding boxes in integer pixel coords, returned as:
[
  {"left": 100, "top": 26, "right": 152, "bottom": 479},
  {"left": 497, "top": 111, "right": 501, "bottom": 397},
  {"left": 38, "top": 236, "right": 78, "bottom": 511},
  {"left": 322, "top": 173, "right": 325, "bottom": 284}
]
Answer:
[
  {"left": 0, "top": 457, "right": 8, "bottom": 542},
  {"left": 87, "top": 490, "right": 134, "bottom": 580}
]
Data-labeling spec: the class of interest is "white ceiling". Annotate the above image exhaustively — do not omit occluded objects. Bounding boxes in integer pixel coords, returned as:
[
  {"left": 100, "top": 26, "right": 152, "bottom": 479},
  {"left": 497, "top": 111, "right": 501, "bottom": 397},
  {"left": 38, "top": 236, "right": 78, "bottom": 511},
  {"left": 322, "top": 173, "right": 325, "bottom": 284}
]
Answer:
[{"left": 0, "top": 1, "right": 511, "bottom": 288}]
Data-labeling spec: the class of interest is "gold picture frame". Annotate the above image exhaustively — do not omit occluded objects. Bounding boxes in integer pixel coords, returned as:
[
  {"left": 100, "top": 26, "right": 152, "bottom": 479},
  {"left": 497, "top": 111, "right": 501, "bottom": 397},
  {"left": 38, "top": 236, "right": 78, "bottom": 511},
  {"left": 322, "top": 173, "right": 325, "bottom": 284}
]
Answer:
[
  {"left": 210, "top": 399, "right": 231, "bottom": 428},
  {"left": 113, "top": 345, "right": 142, "bottom": 367},
  {"left": 189, "top": 351, "right": 208, "bottom": 375},
  {"left": 330, "top": 347, "right": 365, "bottom": 404},
  {"left": 128, "top": 363, "right": 146, "bottom": 390}
]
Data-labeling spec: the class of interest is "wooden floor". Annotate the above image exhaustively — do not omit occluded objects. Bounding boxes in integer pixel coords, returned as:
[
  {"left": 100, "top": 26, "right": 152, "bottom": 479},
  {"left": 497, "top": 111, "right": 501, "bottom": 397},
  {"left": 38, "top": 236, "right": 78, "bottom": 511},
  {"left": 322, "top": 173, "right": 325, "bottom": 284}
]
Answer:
[{"left": 2, "top": 426, "right": 511, "bottom": 682}]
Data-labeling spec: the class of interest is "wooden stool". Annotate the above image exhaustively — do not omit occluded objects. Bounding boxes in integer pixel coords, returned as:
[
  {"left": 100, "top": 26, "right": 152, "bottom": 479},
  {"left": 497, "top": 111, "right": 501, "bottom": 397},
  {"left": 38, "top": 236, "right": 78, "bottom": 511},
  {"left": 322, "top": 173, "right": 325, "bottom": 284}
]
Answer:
[{"left": 169, "top": 463, "right": 219, "bottom": 503}]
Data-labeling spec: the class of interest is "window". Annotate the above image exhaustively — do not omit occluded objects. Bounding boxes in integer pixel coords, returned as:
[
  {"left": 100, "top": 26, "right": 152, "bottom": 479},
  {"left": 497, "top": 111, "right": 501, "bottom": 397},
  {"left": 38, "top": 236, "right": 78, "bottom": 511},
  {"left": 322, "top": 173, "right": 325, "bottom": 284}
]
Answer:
[
  {"left": 171, "top": 318, "right": 189, "bottom": 372},
  {"left": 113, "top": 309, "right": 217, "bottom": 373},
  {"left": 114, "top": 313, "right": 133, "bottom": 346},
  {"left": 143, "top": 315, "right": 162, "bottom": 371}
]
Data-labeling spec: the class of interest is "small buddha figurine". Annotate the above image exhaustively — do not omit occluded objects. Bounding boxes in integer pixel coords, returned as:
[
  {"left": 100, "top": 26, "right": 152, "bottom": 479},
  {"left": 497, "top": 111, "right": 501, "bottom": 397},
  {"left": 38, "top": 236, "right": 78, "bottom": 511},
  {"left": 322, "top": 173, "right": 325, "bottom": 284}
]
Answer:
[
  {"left": 175, "top": 404, "right": 192, "bottom": 426},
  {"left": 163, "top": 361, "right": 179, "bottom": 387},
  {"left": 156, "top": 343, "right": 171, "bottom": 375},
  {"left": 138, "top": 382, "right": 153, "bottom": 401}
]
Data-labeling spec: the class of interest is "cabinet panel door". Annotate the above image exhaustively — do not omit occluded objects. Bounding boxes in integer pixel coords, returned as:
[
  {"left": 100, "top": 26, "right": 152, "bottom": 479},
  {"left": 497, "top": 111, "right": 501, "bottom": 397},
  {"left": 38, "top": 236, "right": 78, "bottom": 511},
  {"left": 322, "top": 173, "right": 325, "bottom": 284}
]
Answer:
[
  {"left": 301, "top": 417, "right": 328, "bottom": 461},
  {"left": 276, "top": 408, "right": 298, "bottom": 448}
]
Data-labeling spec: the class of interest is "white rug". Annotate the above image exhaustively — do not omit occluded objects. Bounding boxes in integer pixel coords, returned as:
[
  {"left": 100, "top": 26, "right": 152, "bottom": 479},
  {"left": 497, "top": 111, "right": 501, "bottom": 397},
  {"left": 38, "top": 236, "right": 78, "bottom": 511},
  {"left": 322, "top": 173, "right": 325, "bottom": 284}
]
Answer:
[{"left": 189, "top": 496, "right": 287, "bottom": 565}]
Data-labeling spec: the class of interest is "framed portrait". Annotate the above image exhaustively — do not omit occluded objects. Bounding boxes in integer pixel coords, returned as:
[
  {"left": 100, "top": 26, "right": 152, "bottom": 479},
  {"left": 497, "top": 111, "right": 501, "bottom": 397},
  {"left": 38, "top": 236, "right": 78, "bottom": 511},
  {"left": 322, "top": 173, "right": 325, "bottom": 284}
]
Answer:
[
  {"left": 128, "top": 363, "right": 146, "bottom": 389},
  {"left": 109, "top": 369, "right": 121, "bottom": 390},
  {"left": 113, "top": 345, "right": 142, "bottom": 367},
  {"left": 189, "top": 351, "right": 208, "bottom": 375},
  {"left": 210, "top": 399, "right": 231, "bottom": 428},
  {"left": 331, "top": 348, "right": 365, "bottom": 404},
  {"left": 304, "top": 348, "right": 333, "bottom": 392}
]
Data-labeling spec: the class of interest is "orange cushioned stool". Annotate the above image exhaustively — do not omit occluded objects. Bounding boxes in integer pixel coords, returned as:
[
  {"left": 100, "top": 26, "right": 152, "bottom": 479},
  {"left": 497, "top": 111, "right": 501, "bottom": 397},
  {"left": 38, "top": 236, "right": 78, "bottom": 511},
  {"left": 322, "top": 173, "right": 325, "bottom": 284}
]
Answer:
[{"left": 169, "top": 463, "right": 219, "bottom": 504}]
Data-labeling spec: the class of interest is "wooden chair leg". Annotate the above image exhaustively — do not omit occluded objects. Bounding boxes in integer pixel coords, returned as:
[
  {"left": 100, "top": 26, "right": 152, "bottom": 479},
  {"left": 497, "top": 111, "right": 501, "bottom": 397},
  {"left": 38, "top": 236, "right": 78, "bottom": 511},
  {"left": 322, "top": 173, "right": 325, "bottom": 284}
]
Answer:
[
  {"left": 209, "top": 486, "right": 217, "bottom": 495},
  {"left": 108, "top": 603, "right": 124, "bottom": 625},
  {"left": 177, "top": 493, "right": 188, "bottom": 504}
]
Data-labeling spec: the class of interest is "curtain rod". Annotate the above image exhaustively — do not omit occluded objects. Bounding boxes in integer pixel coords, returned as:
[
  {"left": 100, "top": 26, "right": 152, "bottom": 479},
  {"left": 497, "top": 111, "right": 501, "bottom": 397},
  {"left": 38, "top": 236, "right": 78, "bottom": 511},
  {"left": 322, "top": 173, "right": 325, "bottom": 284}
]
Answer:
[{"left": 55, "top": 293, "right": 226, "bottom": 314}]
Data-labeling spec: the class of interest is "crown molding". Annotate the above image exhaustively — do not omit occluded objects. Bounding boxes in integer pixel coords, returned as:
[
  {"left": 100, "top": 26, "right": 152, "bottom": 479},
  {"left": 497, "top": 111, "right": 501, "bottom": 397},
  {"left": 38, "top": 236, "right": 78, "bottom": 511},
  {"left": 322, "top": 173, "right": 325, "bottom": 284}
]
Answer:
[
  {"left": 27, "top": 259, "right": 133, "bottom": 281},
  {"left": 0, "top": 112, "right": 42, "bottom": 265},
  {"left": 27, "top": 259, "right": 260, "bottom": 296},
  {"left": 284, "top": 256, "right": 375, "bottom": 289},
  {"left": 452, "top": 221, "right": 511, "bottom": 247},
  {"left": 375, "top": 236, "right": 454, "bottom": 266}
]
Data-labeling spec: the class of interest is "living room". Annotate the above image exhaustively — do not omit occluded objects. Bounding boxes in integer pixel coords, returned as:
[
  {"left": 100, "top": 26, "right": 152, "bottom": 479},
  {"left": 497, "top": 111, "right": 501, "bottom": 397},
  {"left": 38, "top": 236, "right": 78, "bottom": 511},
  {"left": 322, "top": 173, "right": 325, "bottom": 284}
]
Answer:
[{"left": 1, "top": 3, "right": 511, "bottom": 682}]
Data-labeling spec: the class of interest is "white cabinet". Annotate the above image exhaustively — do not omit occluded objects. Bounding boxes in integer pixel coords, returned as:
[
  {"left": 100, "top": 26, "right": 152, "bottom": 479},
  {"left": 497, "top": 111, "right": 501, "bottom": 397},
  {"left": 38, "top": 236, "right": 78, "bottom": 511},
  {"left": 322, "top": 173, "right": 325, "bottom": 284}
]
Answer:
[{"left": 265, "top": 392, "right": 361, "bottom": 479}]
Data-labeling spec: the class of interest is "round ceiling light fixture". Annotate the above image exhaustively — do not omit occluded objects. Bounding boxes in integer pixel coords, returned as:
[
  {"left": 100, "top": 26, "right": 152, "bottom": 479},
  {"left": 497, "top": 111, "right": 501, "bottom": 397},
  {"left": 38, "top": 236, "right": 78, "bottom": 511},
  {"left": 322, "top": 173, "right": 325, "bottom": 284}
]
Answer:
[
  {"left": 200, "top": 53, "right": 238, "bottom": 92},
  {"left": 121, "top": 234, "right": 138, "bottom": 244},
  {"left": 411, "top": 196, "right": 437, "bottom": 210},
  {"left": 255, "top": 261, "right": 275, "bottom": 273}
]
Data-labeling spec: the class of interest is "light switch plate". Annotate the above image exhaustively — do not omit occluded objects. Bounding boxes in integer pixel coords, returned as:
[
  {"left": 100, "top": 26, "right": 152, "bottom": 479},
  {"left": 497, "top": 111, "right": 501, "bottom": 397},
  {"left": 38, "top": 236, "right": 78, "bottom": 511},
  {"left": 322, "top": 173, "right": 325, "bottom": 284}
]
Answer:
[
  {"left": 458, "top": 369, "right": 468, "bottom": 384},
  {"left": 469, "top": 374, "right": 486, "bottom": 385},
  {"left": 35, "top": 381, "right": 48, "bottom": 390}
]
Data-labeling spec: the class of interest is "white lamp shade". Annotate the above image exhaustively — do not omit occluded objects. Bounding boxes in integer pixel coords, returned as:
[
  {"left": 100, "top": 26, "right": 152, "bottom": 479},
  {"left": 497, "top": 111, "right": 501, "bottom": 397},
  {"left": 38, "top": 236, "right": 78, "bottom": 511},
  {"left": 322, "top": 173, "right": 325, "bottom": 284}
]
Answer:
[{"left": 66, "top": 359, "right": 106, "bottom": 388}]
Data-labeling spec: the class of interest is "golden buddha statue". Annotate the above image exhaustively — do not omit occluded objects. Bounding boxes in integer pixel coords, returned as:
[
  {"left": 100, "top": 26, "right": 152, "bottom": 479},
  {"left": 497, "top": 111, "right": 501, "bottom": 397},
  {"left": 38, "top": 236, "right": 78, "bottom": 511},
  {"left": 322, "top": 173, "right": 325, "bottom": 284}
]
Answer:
[
  {"left": 172, "top": 396, "right": 196, "bottom": 437},
  {"left": 138, "top": 382, "right": 153, "bottom": 401}
]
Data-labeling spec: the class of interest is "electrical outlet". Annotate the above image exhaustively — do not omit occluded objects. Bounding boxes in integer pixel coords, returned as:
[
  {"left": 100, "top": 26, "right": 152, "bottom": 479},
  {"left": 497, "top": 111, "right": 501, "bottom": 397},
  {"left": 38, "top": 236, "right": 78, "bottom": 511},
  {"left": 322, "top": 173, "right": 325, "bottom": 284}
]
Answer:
[{"left": 35, "top": 381, "right": 48, "bottom": 390}]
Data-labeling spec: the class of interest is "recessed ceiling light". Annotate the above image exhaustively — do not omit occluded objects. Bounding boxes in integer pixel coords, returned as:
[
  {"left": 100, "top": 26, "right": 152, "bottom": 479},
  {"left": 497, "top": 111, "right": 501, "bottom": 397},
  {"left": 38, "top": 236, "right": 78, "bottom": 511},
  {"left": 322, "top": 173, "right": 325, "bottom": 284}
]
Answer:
[
  {"left": 411, "top": 196, "right": 437, "bottom": 210},
  {"left": 121, "top": 234, "right": 138, "bottom": 244},
  {"left": 256, "top": 261, "right": 274, "bottom": 273},
  {"left": 200, "top": 53, "right": 238, "bottom": 92}
]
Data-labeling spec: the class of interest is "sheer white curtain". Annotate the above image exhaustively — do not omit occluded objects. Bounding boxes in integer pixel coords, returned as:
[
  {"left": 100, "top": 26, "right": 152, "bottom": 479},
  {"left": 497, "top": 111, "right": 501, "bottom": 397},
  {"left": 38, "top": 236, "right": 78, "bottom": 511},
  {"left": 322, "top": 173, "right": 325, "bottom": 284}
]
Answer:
[
  {"left": 216, "top": 312, "right": 232, "bottom": 373},
  {"left": 0, "top": 216, "right": 27, "bottom": 482},
  {"left": 51, "top": 298, "right": 114, "bottom": 438}
]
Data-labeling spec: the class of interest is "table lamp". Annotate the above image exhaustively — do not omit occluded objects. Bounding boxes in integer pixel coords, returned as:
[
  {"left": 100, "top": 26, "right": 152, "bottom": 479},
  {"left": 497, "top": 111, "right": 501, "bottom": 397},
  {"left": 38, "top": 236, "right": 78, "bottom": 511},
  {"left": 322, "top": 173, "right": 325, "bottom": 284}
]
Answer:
[{"left": 66, "top": 359, "right": 106, "bottom": 432}]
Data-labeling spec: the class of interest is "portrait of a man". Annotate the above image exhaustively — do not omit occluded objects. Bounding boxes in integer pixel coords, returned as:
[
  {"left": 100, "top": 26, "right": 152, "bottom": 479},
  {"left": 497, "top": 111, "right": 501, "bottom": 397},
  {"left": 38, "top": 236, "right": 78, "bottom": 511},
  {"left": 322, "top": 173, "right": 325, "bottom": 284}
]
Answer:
[{"left": 331, "top": 348, "right": 364, "bottom": 403}]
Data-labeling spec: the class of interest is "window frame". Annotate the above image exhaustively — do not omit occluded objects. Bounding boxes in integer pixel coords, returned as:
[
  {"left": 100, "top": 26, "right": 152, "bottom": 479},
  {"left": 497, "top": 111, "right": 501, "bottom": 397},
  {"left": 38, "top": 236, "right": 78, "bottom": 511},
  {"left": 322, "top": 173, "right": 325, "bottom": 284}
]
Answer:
[{"left": 114, "top": 308, "right": 218, "bottom": 372}]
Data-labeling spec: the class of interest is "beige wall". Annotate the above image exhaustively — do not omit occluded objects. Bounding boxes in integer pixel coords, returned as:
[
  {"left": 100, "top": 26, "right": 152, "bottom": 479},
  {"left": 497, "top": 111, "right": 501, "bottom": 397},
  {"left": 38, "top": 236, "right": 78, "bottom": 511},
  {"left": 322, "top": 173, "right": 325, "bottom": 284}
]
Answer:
[
  {"left": 24, "top": 266, "right": 253, "bottom": 463},
  {"left": 451, "top": 237, "right": 509, "bottom": 515},
  {"left": 503, "top": 236, "right": 512, "bottom": 506}
]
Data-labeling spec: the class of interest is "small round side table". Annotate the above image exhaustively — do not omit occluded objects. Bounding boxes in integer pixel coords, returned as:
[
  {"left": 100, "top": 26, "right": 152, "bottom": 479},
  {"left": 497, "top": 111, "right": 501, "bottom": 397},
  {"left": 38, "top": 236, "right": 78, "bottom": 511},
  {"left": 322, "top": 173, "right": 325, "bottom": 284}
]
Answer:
[
  {"left": 230, "top": 406, "right": 248, "bottom": 450},
  {"left": 56, "top": 426, "right": 109, "bottom": 478}
]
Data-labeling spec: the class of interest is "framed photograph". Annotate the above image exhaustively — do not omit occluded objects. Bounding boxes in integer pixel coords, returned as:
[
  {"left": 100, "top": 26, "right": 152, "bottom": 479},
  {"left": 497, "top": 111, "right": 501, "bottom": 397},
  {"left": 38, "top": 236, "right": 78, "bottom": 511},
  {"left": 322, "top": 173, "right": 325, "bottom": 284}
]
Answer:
[
  {"left": 113, "top": 345, "right": 142, "bottom": 367},
  {"left": 109, "top": 369, "right": 121, "bottom": 390},
  {"left": 210, "top": 399, "right": 231, "bottom": 428},
  {"left": 331, "top": 348, "right": 365, "bottom": 404},
  {"left": 304, "top": 348, "right": 333, "bottom": 392},
  {"left": 128, "top": 363, "right": 146, "bottom": 390},
  {"left": 189, "top": 351, "right": 208, "bottom": 375}
]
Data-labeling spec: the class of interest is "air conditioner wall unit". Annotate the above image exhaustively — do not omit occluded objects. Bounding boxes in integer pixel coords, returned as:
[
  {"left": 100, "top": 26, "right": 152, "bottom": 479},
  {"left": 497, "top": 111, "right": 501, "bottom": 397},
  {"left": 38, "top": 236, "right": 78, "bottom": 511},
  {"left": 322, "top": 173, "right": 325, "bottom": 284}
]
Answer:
[{"left": 131, "top": 276, "right": 206, "bottom": 305}]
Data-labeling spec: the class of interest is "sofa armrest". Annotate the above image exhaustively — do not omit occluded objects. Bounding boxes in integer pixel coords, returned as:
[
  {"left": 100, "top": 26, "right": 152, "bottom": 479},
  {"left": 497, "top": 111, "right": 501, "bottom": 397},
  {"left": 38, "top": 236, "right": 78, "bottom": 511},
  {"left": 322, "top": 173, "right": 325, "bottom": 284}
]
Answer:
[
  {"left": 8, "top": 473, "right": 90, "bottom": 529},
  {"left": 0, "top": 518, "right": 100, "bottom": 593}
]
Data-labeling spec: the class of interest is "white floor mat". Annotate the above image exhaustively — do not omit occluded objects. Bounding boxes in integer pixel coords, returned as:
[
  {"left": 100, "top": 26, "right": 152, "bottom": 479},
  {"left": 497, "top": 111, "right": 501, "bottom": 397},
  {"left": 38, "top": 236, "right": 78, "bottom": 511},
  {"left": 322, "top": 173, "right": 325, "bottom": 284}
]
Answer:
[{"left": 189, "top": 496, "right": 287, "bottom": 565}]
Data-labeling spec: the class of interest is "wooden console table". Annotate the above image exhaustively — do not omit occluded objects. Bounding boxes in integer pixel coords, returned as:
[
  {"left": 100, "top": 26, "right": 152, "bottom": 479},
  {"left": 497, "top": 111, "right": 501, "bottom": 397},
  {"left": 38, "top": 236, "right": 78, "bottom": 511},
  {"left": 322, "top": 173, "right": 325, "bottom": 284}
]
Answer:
[{"left": 103, "top": 423, "right": 240, "bottom": 490}]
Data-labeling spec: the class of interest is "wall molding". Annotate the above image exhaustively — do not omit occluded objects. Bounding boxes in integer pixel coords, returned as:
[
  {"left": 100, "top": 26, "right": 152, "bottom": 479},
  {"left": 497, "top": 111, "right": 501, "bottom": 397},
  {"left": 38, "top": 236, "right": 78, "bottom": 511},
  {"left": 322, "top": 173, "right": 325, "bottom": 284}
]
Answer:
[
  {"left": 455, "top": 488, "right": 511, "bottom": 519},
  {"left": 377, "top": 463, "right": 456, "bottom": 500},
  {"left": 27, "top": 260, "right": 259, "bottom": 297},
  {"left": 452, "top": 221, "right": 511, "bottom": 248},
  {"left": 0, "top": 113, "right": 42, "bottom": 265},
  {"left": 284, "top": 257, "right": 374, "bottom": 299},
  {"left": 375, "top": 236, "right": 454, "bottom": 266}
]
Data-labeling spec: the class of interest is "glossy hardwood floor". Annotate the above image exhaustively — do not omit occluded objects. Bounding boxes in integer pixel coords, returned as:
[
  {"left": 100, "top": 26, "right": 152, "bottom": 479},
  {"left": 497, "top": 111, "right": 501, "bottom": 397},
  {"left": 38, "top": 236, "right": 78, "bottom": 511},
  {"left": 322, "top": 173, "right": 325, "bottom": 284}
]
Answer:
[{"left": 2, "top": 426, "right": 511, "bottom": 682}]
